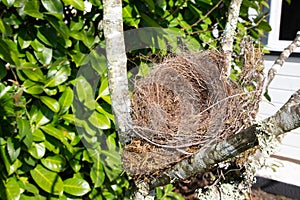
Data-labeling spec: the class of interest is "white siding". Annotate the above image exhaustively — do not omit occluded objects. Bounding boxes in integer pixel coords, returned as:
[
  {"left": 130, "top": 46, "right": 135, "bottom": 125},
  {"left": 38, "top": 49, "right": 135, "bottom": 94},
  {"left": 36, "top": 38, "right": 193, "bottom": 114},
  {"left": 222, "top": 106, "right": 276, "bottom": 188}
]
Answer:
[{"left": 256, "top": 55, "right": 300, "bottom": 186}]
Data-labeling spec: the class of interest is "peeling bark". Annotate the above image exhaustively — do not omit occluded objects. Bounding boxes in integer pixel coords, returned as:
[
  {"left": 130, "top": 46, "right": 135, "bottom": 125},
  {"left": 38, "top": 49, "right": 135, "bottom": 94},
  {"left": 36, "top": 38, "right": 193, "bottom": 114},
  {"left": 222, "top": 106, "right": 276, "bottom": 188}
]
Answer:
[
  {"left": 148, "top": 90, "right": 300, "bottom": 189},
  {"left": 222, "top": 0, "right": 243, "bottom": 76},
  {"left": 103, "top": 0, "right": 132, "bottom": 146}
]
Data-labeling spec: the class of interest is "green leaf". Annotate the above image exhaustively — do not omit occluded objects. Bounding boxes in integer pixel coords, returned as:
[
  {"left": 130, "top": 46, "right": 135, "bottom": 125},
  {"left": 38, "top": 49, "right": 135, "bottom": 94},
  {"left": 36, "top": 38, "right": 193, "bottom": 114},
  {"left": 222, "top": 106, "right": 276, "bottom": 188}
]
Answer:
[
  {"left": 96, "top": 105, "right": 114, "bottom": 120},
  {"left": 2, "top": 0, "right": 15, "bottom": 7},
  {"left": 140, "top": 13, "right": 160, "bottom": 27},
  {"left": 63, "top": 177, "right": 91, "bottom": 196},
  {"left": 0, "top": 64, "right": 7, "bottom": 81},
  {"left": 40, "top": 96, "right": 60, "bottom": 113},
  {"left": 21, "top": 67, "right": 44, "bottom": 82},
  {"left": 34, "top": 46, "right": 53, "bottom": 65},
  {"left": 17, "top": 118, "right": 31, "bottom": 140},
  {"left": 45, "top": 65, "right": 71, "bottom": 87},
  {"left": 9, "top": 159, "right": 23, "bottom": 175},
  {"left": 40, "top": 125, "right": 63, "bottom": 141},
  {"left": 18, "top": 36, "right": 31, "bottom": 49},
  {"left": 88, "top": 111, "right": 111, "bottom": 130},
  {"left": 43, "top": 88, "right": 57, "bottom": 96},
  {"left": 138, "top": 62, "right": 149, "bottom": 77},
  {"left": 257, "top": 20, "right": 272, "bottom": 32},
  {"left": 30, "top": 105, "right": 54, "bottom": 126},
  {"left": 42, "top": 155, "right": 66, "bottom": 172},
  {"left": 88, "top": 49, "right": 107, "bottom": 76},
  {"left": 75, "top": 76, "right": 95, "bottom": 110},
  {"left": 24, "top": 85, "right": 44, "bottom": 95},
  {"left": 0, "top": 18, "right": 12, "bottom": 35},
  {"left": 264, "top": 90, "right": 271, "bottom": 101},
  {"left": 41, "top": 0, "right": 63, "bottom": 14},
  {"left": 144, "top": 0, "right": 155, "bottom": 12},
  {"left": 33, "top": 129, "right": 46, "bottom": 142},
  {"left": 23, "top": 0, "right": 44, "bottom": 19},
  {"left": 17, "top": 118, "right": 33, "bottom": 148},
  {"left": 156, "top": 0, "right": 167, "bottom": 11},
  {"left": 156, "top": 187, "right": 163, "bottom": 198},
  {"left": 28, "top": 142, "right": 46, "bottom": 159},
  {"left": 59, "top": 87, "right": 73, "bottom": 114},
  {"left": 22, "top": 182, "right": 39, "bottom": 195},
  {"left": 0, "top": 38, "right": 20, "bottom": 65},
  {"left": 62, "top": 0, "right": 85, "bottom": 11},
  {"left": 90, "top": 157, "right": 105, "bottom": 187},
  {"left": 37, "top": 26, "right": 58, "bottom": 48},
  {"left": 7, "top": 137, "right": 20, "bottom": 163},
  {"left": 98, "top": 77, "right": 109, "bottom": 98},
  {"left": 5, "top": 176, "right": 21, "bottom": 200},
  {"left": 45, "top": 15, "right": 70, "bottom": 39},
  {"left": 70, "top": 159, "right": 81, "bottom": 173},
  {"left": 30, "top": 164, "right": 64, "bottom": 195}
]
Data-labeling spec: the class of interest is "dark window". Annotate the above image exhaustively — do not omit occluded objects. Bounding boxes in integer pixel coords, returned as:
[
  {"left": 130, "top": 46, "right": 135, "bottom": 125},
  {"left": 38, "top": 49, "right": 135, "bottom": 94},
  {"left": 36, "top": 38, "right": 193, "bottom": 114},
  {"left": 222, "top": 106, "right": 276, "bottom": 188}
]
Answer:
[{"left": 279, "top": 0, "right": 300, "bottom": 40}]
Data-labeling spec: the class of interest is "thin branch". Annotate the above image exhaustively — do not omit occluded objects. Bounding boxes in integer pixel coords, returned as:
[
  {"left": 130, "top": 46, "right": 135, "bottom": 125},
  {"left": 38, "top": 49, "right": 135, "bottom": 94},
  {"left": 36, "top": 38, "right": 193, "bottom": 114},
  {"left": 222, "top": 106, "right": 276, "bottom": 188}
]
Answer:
[
  {"left": 103, "top": 0, "right": 132, "bottom": 146},
  {"left": 157, "top": 0, "right": 187, "bottom": 24},
  {"left": 264, "top": 31, "right": 300, "bottom": 92},
  {"left": 182, "top": 0, "right": 223, "bottom": 31},
  {"left": 246, "top": 14, "right": 269, "bottom": 30},
  {"left": 221, "top": 0, "right": 243, "bottom": 76},
  {"left": 148, "top": 89, "right": 300, "bottom": 189}
]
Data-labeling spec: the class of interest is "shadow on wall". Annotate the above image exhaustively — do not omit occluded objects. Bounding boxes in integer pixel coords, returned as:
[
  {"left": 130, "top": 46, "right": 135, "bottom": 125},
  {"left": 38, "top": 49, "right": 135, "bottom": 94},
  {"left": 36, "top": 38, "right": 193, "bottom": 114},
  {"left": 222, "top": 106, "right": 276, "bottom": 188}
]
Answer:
[{"left": 252, "top": 176, "right": 300, "bottom": 200}]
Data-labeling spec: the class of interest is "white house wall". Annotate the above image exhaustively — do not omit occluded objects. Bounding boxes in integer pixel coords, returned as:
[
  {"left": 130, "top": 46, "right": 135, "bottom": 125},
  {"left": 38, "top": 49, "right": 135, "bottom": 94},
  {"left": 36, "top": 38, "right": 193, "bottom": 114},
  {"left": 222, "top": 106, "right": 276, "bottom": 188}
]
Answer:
[{"left": 256, "top": 54, "right": 300, "bottom": 186}]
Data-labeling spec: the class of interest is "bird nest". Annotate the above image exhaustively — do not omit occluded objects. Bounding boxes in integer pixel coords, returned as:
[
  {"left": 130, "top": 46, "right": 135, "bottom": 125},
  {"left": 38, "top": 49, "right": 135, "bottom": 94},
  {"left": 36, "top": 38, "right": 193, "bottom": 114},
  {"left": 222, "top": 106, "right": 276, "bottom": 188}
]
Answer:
[{"left": 123, "top": 43, "right": 264, "bottom": 181}]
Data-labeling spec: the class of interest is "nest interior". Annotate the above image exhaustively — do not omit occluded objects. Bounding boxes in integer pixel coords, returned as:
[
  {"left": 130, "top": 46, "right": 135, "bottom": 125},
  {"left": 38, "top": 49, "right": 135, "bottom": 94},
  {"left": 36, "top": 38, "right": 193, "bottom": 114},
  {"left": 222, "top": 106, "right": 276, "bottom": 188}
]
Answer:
[{"left": 123, "top": 46, "right": 264, "bottom": 181}]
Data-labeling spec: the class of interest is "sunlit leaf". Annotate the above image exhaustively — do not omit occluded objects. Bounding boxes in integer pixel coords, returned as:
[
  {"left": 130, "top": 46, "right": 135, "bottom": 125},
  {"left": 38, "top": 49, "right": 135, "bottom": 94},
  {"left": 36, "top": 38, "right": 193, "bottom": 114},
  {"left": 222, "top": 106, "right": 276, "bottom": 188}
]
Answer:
[
  {"left": 45, "top": 65, "right": 71, "bottom": 87},
  {"left": 42, "top": 155, "right": 66, "bottom": 172},
  {"left": 40, "top": 125, "right": 64, "bottom": 141},
  {"left": 40, "top": 96, "right": 60, "bottom": 113},
  {"left": 59, "top": 87, "right": 73, "bottom": 114},
  {"left": 32, "top": 129, "right": 46, "bottom": 142},
  {"left": 5, "top": 176, "right": 21, "bottom": 200},
  {"left": 23, "top": 0, "right": 44, "bottom": 19},
  {"left": 34, "top": 47, "right": 53, "bottom": 65},
  {"left": 6, "top": 137, "right": 20, "bottom": 163},
  {"left": 28, "top": 142, "right": 46, "bottom": 159},
  {"left": 30, "top": 164, "right": 64, "bottom": 195},
  {"left": 63, "top": 177, "right": 91, "bottom": 196},
  {"left": 21, "top": 67, "right": 44, "bottom": 82},
  {"left": 41, "top": 0, "right": 63, "bottom": 14},
  {"left": 88, "top": 111, "right": 111, "bottom": 130},
  {"left": 62, "top": 0, "right": 85, "bottom": 11}
]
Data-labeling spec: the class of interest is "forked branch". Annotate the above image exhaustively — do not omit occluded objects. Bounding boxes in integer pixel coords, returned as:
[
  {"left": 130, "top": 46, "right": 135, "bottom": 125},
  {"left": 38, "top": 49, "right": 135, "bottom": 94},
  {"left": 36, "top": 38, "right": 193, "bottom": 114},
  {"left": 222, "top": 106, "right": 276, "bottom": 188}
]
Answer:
[{"left": 148, "top": 89, "right": 300, "bottom": 189}]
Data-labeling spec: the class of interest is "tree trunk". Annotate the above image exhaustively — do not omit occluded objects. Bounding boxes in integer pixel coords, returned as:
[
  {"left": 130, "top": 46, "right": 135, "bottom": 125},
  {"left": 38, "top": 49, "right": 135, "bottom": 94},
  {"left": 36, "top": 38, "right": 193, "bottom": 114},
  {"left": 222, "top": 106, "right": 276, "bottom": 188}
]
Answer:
[
  {"left": 103, "top": 0, "right": 132, "bottom": 146},
  {"left": 222, "top": 0, "right": 243, "bottom": 76}
]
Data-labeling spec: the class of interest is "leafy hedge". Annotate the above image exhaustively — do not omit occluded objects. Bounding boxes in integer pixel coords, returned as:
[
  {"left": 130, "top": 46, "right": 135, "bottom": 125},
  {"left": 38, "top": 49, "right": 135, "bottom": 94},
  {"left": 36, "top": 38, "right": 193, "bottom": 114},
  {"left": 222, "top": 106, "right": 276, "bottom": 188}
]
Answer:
[{"left": 0, "top": 0, "right": 270, "bottom": 199}]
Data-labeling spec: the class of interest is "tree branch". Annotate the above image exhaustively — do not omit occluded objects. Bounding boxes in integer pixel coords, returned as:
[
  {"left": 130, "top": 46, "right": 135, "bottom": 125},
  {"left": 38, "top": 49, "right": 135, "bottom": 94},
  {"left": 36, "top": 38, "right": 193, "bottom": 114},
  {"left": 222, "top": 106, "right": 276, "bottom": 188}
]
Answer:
[
  {"left": 264, "top": 31, "right": 300, "bottom": 91},
  {"left": 148, "top": 89, "right": 300, "bottom": 189},
  {"left": 221, "top": 0, "right": 243, "bottom": 76},
  {"left": 103, "top": 0, "right": 132, "bottom": 146}
]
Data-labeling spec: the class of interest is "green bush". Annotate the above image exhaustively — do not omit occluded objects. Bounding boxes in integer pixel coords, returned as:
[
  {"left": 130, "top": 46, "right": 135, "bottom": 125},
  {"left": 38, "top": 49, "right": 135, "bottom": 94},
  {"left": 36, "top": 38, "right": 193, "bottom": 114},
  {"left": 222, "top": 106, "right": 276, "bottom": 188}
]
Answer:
[{"left": 0, "top": 0, "right": 270, "bottom": 199}]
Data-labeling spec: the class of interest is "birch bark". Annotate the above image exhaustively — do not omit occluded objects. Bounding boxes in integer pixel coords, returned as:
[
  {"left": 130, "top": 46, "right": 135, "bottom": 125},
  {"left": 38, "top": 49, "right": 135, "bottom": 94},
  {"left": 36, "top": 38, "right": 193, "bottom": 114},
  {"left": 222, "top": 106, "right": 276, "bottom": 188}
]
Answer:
[
  {"left": 222, "top": 0, "right": 243, "bottom": 76},
  {"left": 103, "top": 0, "right": 132, "bottom": 146}
]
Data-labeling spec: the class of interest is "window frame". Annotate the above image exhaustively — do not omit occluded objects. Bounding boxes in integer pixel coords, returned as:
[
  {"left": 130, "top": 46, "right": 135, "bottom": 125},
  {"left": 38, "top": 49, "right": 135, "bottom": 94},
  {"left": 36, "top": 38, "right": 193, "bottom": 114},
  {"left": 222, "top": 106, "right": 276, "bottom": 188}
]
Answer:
[{"left": 266, "top": 0, "right": 300, "bottom": 52}]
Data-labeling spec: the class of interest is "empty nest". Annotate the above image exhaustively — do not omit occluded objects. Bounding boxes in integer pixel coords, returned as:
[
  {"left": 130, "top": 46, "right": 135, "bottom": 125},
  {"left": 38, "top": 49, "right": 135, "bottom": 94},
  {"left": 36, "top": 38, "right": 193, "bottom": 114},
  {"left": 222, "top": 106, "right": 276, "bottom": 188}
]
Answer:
[{"left": 123, "top": 43, "right": 264, "bottom": 181}]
